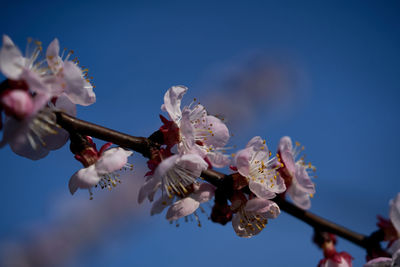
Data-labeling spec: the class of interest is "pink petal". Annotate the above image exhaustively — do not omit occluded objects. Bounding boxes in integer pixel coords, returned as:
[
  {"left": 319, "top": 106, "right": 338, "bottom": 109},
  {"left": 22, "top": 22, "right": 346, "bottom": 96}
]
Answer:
[
  {"left": 364, "top": 257, "right": 392, "bottom": 267},
  {"left": 393, "top": 249, "right": 400, "bottom": 266},
  {"left": 68, "top": 165, "right": 100, "bottom": 195},
  {"left": 46, "top": 38, "right": 63, "bottom": 73},
  {"left": 20, "top": 68, "right": 49, "bottom": 94},
  {"left": 207, "top": 152, "right": 230, "bottom": 168},
  {"left": 231, "top": 214, "right": 249, "bottom": 238},
  {"left": 191, "top": 183, "right": 215, "bottom": 203},
  {"left": 294, "top": 163, "right": 315, "bottom": 194},
  {"left": 176, "top": 153, "right": 208, "bottom": 177},
  {"left": 203, "top": 115, "right": 229, "bottom": 148},
  {"left": 321, "top": 258, "right": 352, "bottom": 267},
  {"left": 154, "top": 154, "right": 180, "bottom": 179},
  {"left": 245, "top": 136, "right": 271, "bottom": 163},
  {"left": 287, "top": 181, "right": 312, "bottom": 210},
  {"left": 278, "top": 136, "right": 293, "bottom": 153},
  {"left": 234, "top": 147, "right": 251, "bottom": 177},
  {"left": 40, "top": 128, "right": 69, "bottom": 151},
  {"left": 95, "top": 147, "right": 132, "bottom": 174},
  {"left": 245, "top": 198, "right": 280, "bottom": 218},
  {"left": 151, "top": 195, "right": 173, "bottom": 215},
  {"left": 390, "top": 193, "right": 400, "bottom": 234},
  {"left": 2, "top": 117, "right": 50, "bottom": 160},
  {"left": 280, "top": 150, "right": 295, "bottom": 177},
  {"left": 389, "top": 239, "right": 400, "bottom": 255},
  {"left": 178, "top": 108, "right": 196, "bottom": 152},
  {"left": 249, "top": 181, "right": 277, "bottom": 199},
  {"left": 63, "top": 61, "right": 96, "bottom": 106},
  {"left": 231, "top": 213, "right": 262, "bottom": 238},
  {"left": 246, "top": 136, "right": 265, "bottom": 150},
  {"left": 0, "top": 35, "right": 24, "bottom": 80},
  {"left": 1, "top": 89, "right": 34, "bottom": 119},
  {"left": 138, "top": 177, "right": 161, "bottom": 203},
  {"left": 166, "top": 197, "right": 200, "bottom": 221},
  {"left": 54, "top": 93, "right": 77, "bottom": 117},
  {"left": 31, "top": 91, "right": 50, "bottom": 115},
  {"left": 161, "top": 85, "right": 187, "bottom": 122}
]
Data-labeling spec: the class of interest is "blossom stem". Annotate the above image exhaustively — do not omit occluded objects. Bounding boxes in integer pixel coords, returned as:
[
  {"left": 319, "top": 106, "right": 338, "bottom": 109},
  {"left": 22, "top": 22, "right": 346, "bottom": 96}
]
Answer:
[
  {"left": 55, "top": 111, "right": 379, "bottom": 250},
  {"left": 55, "top": 111, "right": 157, "bottom": 158}
]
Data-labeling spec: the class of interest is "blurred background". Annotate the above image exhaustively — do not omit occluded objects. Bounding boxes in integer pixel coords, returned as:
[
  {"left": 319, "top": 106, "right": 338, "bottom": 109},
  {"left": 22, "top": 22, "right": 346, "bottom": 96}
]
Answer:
[{"left": 0, "top": 0, "right": 399, "bottom": 266}]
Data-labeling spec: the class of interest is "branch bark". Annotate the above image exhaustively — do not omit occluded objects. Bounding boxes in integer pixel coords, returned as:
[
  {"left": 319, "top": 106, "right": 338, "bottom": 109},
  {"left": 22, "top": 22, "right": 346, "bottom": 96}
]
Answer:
[{"left": 55, "top": 111, "right": 379, "bottom": 251}]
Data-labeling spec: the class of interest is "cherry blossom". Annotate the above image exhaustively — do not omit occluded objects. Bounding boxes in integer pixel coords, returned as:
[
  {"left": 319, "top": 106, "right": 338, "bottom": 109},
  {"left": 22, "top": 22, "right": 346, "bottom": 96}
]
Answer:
[
  {"left": 160, "top": 86, "right": 230, "bottom": 168},
  {"left": 138, "top": 153, "right": 208, "bottom": 202},
  {"left": 318, "top": 252, "right": 353, "bottom": 267},
  {"left": 0, "top": 36, "right": 96, "bottom": 160},
  {"left": 277, "top": 136, "right": 316, "bottom": 209},
  {"left": 364, "top": 249, "right": 400, "bottom": 267},
  {"left": 313, "top": 232, "right": 353, "bottom": 267},
  {"left": 45, "top": 38, "right": 96, "bottom": 106},
  {"left": 377, "top": 193, "right": 400, "bottom": 255},
  {"left": 148, "top": 183, "right": 215, "bottom": 226},
  {"left": 69, "top": 138, "right": 133, "bottom": 199},
  {"left": 234, "top": 136, "right": 286, "bottom": 199},
  {"left": 0, "top": 35, "right": 49, "bottom": 94},
  {"left": 232, "top": 197, "right": 280, "bottom": 238},
  {"left": 0, "top": 93, "right": 75, "bottom": 160}
]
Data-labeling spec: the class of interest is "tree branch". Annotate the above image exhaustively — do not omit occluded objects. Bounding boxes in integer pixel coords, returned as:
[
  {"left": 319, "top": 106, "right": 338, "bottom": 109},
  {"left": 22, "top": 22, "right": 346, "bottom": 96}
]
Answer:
[{"left": 55, "top": 111, "right": 379, "bottom": 251}]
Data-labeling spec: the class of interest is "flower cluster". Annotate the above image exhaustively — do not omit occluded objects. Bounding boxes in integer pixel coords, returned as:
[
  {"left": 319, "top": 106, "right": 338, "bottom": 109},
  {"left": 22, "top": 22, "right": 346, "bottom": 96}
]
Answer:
[
  {"left": 0, "top": 35, "right": 95, "bottom": 160},
  {"left": 364, "top": 193, "right": 400, "bottom": 266},
  {"left": 69, "top": 136, "right": 133, "bottom": 199},
  {"left": 137, "top": 86, "right": 317, "bottom": 237},
  {"left": 313, "top": 231, "right": 353, "bottom": 267}
]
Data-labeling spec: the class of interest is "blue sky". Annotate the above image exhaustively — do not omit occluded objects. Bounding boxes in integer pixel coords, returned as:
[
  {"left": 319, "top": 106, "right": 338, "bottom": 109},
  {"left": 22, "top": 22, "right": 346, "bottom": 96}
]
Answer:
[{"left": 0, "top": 1, "right": 399, "bottom": 266}]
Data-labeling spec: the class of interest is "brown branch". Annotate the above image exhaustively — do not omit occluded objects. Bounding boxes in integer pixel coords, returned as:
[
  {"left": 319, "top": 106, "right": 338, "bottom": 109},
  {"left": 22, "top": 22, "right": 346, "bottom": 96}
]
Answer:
[{"left": 55, "top": 111, "right": 380, "bottom": 251}]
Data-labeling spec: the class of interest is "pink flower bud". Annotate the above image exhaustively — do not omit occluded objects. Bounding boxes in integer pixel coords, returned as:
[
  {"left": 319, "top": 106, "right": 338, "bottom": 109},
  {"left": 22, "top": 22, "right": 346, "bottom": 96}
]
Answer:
[{"left": 1, "top": 89, "right": 34, "bottom": 120}]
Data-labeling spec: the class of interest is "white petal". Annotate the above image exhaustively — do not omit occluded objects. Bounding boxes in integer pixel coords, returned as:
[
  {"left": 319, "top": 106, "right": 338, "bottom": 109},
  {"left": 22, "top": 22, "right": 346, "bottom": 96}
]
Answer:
[
  {"left": 280, "top": 150, "right": 295, "bottom": 177},
  {"left": 95, "top": 147, "right": 132, "bottom": 174},
  {"left": 54, "top": 94, "right": 77, "bottom": 116},
  {"left": 390, "top": 193, "right": 400, "bottom": 234},
  {"left": 46, "top": 38, "right": 63, "bottom": 73},
  {"left": 191, "top": 183, "right": 215, "bottom": 203},
  {"left": 388, "top": 239, "right": 400, "bottom": 255},
  {"left": 235, "top": 147, "right": 251, "bottom": 177},
  {"left": 392, "top": 248, "right": 400, "bottom": 266},
  {"left": 363, "top": 257, "right": 392, "bottom": 267},
  {"left": 176, "top": 153, "right": 208, "bottom": 177},
  {"left": 246, "top": 136, "right": 265, "bottom": 150},
  {"left": 0, "top": 35, "right": 24, "bottom": 79},
  {"left": 287, "top": 181, "right": 312, "bottom": 210},
  {"left": 245, "top": 198, "right": 280, "bottom": 219},
  {"left": 246, "top": 136, "right": 270, "bottom": 163},
  {"left": 203, "top": 115, "right": 229, "bottom": 148},
  {"left": 151, "top": 195, "right": 173, "bottom": 215},
  {"left": 166, "top": 197, "right": 200, "bottom": 221},
  {"left": 231, "top": 213, "right": 261, "bottom": 238},
  {"left": 278, "top": 136, "right": 293, "bottom": 153},
  {"left": 63, "top": 61, "right": 96, "bottom": 106},
  {"left": 138, "top": 176, "right": 161, "bottom": 203},
  {"left": 178, "top": 108, "right": 196, "bottom": 153},
  {"left": 154, "top": 154, "right": 180, "bottom": 179},
  {"left": 295, "top": 163, "right": 315, "bottom": 194},
  {"left": 20, "top": 68, "right": 50, "bottom": 94},
  {"left": 207, "top": 152, "right": 230, "bottom": 168},
  {"left": 68, "top": 165, "right": 100, "bottom": 195},
  {"left": 323, "top": 258, "right": 352, "bottom": 267},
  {"left": 3, "top": 117, "right": 49, "bottom": 160},
  {"left": 249, "top": 181, "right": 277, "bottom": 200},
  {"left": 161, "top": 85, "right": 187, "bottom": 122}
]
